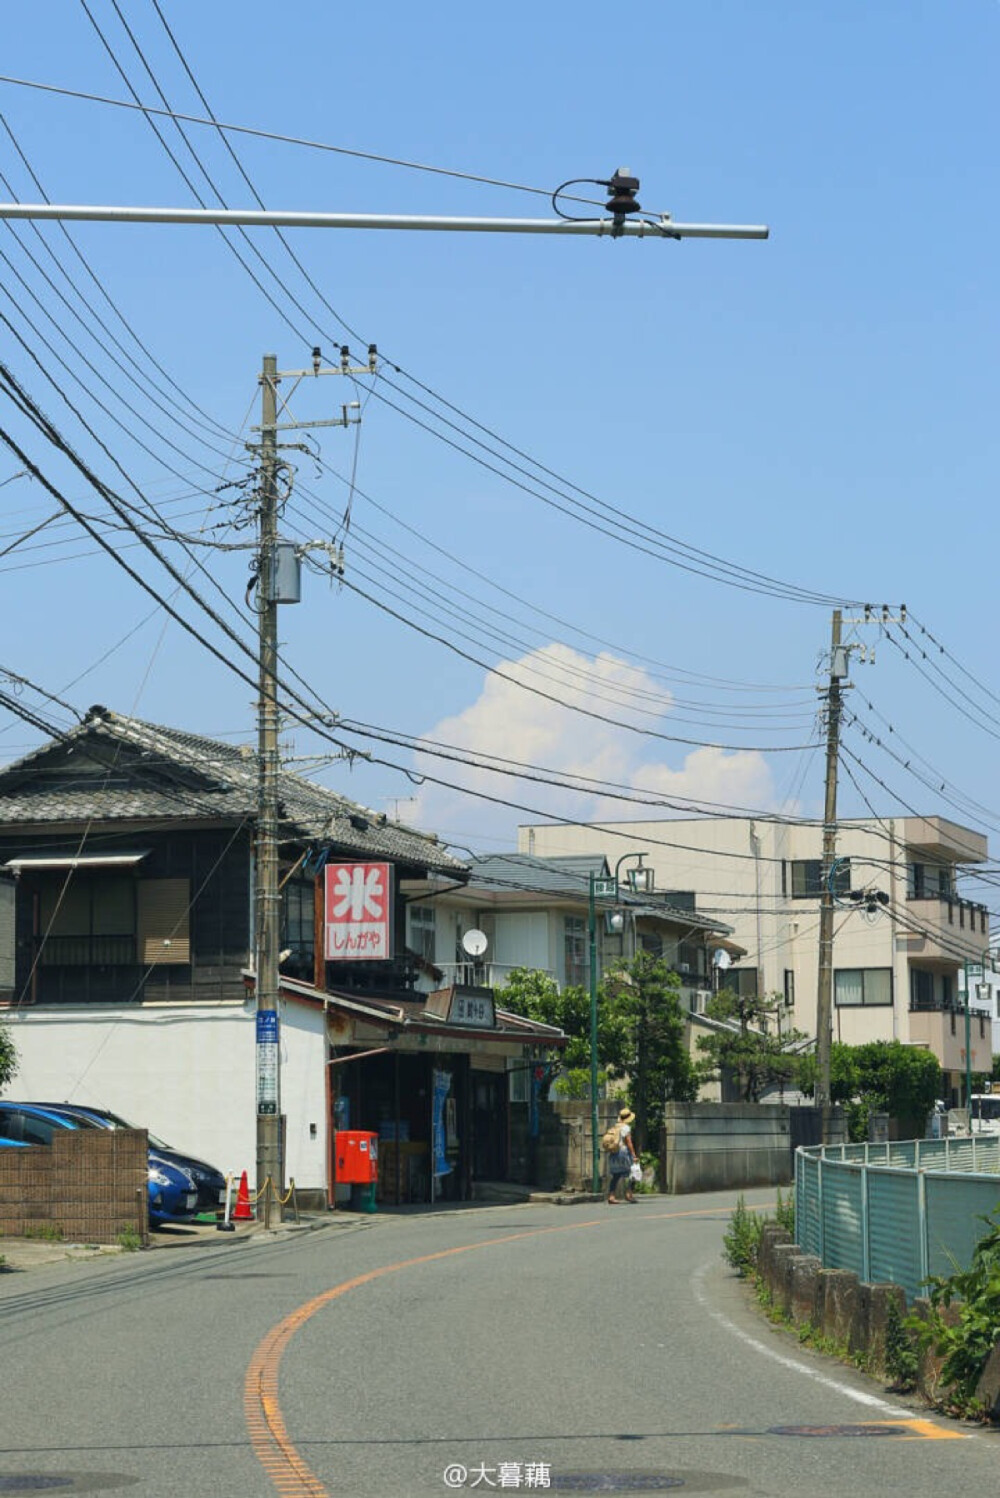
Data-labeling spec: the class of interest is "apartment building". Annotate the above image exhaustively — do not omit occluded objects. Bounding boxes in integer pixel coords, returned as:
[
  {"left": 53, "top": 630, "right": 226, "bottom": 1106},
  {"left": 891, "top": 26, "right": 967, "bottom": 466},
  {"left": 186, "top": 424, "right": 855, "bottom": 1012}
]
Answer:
[{"left": 520, "top": 815, "right": 993, "bottom": 1106}]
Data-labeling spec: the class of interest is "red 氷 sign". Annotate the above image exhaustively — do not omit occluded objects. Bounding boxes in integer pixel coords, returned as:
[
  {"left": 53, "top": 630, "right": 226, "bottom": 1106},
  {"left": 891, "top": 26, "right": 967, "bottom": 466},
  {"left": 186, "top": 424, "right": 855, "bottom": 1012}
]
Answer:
[{"left": 324, "top": 861, "right": 393, "bottom": 961}]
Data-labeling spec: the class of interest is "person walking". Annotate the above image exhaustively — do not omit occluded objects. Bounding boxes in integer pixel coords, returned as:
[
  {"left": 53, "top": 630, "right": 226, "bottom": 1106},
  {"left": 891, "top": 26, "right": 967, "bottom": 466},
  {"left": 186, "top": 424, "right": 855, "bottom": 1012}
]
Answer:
[{"left": 608, "top": 1106, "right": 638, "bottom": 1204}]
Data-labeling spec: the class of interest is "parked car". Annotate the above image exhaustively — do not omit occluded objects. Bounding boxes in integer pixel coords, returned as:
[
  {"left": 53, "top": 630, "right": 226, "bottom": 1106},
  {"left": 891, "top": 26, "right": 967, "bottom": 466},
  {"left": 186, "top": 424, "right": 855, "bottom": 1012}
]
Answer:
[
  {"left": 34, "top": 1104, "right": 227, "bottom": 1218},
  {"left": 0, "top": 1102, "right": 200, "bottom": 1226}
]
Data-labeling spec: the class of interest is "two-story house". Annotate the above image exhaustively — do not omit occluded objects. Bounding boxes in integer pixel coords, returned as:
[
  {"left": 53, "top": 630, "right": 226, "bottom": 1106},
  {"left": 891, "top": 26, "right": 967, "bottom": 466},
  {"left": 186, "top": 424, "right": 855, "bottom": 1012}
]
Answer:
[{"left": 0, "top": 707, "right": 564, "bottom": 1204}]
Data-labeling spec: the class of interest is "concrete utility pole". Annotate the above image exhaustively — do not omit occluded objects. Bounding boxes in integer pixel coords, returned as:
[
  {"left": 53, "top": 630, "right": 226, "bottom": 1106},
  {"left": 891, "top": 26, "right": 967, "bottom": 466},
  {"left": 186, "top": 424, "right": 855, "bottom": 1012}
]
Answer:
[
  {"left": 251, "top": 348, "right": 373, "bottom": 1213},
  {"left": 255, "top": 354, "right": 282, "bottom": 1204},
  {"left": 815, "top": 609, "right": 845, "bottom": 1138}
]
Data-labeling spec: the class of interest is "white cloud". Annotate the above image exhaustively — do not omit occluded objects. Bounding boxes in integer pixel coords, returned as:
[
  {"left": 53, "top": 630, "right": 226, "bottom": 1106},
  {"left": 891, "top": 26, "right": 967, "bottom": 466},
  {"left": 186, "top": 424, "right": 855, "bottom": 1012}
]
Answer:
[{"left": 408, "top": 644, "right": 781, "bottom": 848}]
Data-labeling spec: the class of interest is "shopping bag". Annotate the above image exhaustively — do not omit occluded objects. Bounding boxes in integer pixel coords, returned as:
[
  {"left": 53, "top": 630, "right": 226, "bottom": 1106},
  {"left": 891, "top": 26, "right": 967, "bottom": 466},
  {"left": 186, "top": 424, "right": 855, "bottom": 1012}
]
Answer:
[{"left": 629, "top": 1161, "right": 642, "bottom": 1183}]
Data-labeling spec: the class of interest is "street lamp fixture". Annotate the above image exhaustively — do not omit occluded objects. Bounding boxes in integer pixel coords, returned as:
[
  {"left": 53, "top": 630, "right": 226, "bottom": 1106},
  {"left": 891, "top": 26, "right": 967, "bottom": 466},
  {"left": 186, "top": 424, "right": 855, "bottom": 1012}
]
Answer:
[{"left": 589, "top": 852, "right": 653, "bottom": 1193}]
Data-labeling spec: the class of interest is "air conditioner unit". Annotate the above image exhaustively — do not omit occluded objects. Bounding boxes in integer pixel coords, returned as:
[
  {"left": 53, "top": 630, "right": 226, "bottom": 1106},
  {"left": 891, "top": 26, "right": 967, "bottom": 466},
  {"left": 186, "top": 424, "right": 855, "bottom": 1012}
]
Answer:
[{"left": 690, "top": 989, "right": 712, "bottom": 1015}]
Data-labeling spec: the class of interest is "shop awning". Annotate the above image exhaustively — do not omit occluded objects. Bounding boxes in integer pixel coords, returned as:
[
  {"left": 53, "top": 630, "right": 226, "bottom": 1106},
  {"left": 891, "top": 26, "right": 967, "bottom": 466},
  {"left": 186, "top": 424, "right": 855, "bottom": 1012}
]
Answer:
[{"left": 3, "top": 851, "right": 150, "bottom": 871}]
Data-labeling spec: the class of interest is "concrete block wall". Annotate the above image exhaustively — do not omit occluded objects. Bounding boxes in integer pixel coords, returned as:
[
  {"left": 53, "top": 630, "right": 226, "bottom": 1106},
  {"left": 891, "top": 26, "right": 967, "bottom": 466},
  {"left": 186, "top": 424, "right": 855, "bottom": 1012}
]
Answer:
[
  {"left": 663, "top": 1103, "right": 792, "bottom": 1193},
  {"left": 0, "top": 1129, "right": 148, "bottom": 1245},
  {"left": 756, "top": 1222, "right": 907, "bottom": 1378}
]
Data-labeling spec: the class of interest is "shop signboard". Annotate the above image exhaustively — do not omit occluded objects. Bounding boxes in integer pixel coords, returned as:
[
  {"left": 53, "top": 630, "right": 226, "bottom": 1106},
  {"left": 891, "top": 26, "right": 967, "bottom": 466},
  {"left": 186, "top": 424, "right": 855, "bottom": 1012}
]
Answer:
[{"left": 324, "top": 861, "right": 393, "bottom": 961}]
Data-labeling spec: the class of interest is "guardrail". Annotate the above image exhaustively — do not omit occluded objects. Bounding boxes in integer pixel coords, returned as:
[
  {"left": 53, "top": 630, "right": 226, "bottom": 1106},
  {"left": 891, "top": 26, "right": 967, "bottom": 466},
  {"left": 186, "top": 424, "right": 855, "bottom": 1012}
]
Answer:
[{"left": 795, "top": 1137, "right": 1000, "bottom": 1303}]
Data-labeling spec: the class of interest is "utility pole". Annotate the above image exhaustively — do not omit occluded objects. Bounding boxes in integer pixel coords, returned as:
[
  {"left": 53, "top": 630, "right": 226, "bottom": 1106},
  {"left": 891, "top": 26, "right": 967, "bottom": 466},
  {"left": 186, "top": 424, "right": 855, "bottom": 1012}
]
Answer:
[
  {"left": 255, "top": 354, "right": 282, "bottom": 1209},
  {"left": 815, "top": 609, "right": 845, "bottom": 1139},
  {"left": 251, "top": 348, "right": 373, "bottom": 1216}
]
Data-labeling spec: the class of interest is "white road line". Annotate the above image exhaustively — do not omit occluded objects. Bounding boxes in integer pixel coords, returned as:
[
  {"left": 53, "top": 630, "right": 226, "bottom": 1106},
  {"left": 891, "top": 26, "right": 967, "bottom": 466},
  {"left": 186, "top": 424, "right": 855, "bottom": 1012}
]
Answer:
[{"left": 690, "top": 1260, "right": 912, "bottom": 1417}]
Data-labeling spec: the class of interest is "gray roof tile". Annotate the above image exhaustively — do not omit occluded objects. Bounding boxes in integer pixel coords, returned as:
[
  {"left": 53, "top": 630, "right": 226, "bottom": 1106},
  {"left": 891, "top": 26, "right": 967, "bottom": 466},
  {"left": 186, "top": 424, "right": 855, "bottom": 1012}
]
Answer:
[{"left": 0, "top": 707, "right": 465, "bottom": 875}]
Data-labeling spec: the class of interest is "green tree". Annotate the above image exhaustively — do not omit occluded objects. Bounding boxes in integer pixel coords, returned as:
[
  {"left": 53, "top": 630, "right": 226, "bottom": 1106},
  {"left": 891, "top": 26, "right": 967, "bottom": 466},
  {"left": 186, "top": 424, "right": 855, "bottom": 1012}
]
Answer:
[
  {"left": 0, "top": 1018, "right": 17, "bottom": 1093},
  {"left": 800, "top": 1039, "right": 940, "bottom": 1141},
  {"left": 602, "top": 950, "right": 698, "bottom": 1150},
  {"left": 499, "top": 956, "right": 697, "bottom": 1139},
  {"left": 498, "top": 967, "right": 611, "bottom": 1099},
  {"left": 696, "top": 990, "right": 808, "bottom": 1103}
]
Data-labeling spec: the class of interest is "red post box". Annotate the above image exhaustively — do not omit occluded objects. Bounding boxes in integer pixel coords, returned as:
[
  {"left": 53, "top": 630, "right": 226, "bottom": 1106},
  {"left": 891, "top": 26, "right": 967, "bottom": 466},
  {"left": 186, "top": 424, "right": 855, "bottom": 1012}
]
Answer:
[{"left": 335, "top": 1130, "right": 379, "bottom": 1184}]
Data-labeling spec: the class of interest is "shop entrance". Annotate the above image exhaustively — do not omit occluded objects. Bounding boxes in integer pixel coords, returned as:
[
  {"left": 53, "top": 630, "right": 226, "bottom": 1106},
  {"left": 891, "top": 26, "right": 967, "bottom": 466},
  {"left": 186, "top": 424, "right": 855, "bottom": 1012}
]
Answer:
[{"left": 471, "top": 1068, "right": 507, "bottom": 1180}]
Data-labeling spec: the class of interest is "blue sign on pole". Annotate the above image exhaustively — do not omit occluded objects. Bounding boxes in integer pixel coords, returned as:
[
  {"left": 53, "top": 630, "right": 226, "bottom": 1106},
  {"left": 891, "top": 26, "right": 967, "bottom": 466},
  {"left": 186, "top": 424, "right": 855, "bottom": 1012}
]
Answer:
[{"left": 256, "top": 1010, "right": 279, "bottom": 1116}]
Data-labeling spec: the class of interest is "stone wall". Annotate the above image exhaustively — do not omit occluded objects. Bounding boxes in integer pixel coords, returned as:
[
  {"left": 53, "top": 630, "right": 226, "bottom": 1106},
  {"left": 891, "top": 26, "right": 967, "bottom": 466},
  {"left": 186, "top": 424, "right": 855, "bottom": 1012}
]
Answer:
[
  {"left": 757, "top": 1223, "right": 906, "bottom": 1377},
  {"left": 0, "top": 1129, "right": 148, "bottom": 1245}
]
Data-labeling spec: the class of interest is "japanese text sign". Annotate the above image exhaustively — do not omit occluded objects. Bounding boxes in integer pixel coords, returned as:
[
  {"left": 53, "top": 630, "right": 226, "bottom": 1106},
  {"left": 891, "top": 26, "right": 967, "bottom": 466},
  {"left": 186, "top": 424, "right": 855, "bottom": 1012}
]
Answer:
[{"left": 324, "top": 861, "right": 393, "bottom": 961}]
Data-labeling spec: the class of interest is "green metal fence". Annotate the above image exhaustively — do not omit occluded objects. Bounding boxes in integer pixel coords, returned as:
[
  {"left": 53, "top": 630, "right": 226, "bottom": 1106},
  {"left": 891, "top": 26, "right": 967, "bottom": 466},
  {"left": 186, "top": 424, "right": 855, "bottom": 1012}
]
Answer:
[{"left": 795, "top": 1137, "right": 1000, "bottom": 1302}]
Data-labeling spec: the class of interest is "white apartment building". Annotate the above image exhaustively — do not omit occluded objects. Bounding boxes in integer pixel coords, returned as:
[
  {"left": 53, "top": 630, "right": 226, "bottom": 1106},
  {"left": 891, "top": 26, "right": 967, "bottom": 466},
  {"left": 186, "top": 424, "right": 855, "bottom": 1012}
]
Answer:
[{"left": 520, "top": 815, "right": 994, "bottom": 1107}]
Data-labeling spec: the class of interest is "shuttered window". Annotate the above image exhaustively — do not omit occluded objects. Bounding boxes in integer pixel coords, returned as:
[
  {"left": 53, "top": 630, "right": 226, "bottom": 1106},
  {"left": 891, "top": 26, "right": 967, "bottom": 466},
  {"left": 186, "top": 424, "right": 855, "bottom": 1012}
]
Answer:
[{"left": 137, "top": 878, "right": 191, "bottom": 965}]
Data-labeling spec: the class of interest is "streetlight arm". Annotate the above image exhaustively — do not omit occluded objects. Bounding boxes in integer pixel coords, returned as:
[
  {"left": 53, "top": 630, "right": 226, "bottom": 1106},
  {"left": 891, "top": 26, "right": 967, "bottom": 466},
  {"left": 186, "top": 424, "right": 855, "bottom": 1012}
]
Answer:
[{"left": 0, "top": 202, "right": 769, "bottom": 239}]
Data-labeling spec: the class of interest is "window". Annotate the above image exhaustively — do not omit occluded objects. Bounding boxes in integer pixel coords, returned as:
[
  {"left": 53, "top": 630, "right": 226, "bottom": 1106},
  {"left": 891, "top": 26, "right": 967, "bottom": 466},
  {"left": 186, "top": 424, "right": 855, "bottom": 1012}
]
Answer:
[
  {"left": 407, "top": 905, "right": 437, "bottom": 965},
  {"left": 564, "top": 915, "right": 587, "bottom": 987},
  {"left": 38, "top": 875, "right": 136, "bottom": 966},
  {"left": 721, "top": 967, "right": 758, "bottom": 998},
  {"left": 508, "top": 1058, "right": 530, "bottom": 1104},
  {"left": 783, "top": 969, "right": 795, "bottom": 1008},
  {"left": 787, "top": 860, "right": 850, "bottom": 899},
  {"left": 910, "top": 969, "right": 935, "bottom": 1010},
  {"left": 908, "top": 863, "right": 955, "bottom": 899},
  {"left": 677, "top": 942, "right": 702, "bottom": 976},
  {"left": 835, "top": 968, "right": 892, "bottom": 1007},
  {"left": 280, "top": 880, "right": 315, "bottom": 974}
]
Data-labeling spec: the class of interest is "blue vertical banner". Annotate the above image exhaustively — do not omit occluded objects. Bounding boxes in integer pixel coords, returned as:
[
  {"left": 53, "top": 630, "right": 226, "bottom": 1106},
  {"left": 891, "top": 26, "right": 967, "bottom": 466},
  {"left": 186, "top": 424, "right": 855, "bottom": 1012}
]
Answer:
[
  {"left": 530, "top": 1064, "right": 547, "bottom": 1140},
  {"left": 256, "top": 1009, "right": 279, "bottom": 1116},
  {"left": 432, "top": 1069, "right": 452, "bottom": 1177}
]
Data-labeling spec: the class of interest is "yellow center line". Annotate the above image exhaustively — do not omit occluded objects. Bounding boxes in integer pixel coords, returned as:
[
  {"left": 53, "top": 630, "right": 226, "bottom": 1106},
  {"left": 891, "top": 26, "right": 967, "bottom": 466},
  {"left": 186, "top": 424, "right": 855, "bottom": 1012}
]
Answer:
[{"left": 244, "top": 1216, "right": 605, "bottom": 1496}]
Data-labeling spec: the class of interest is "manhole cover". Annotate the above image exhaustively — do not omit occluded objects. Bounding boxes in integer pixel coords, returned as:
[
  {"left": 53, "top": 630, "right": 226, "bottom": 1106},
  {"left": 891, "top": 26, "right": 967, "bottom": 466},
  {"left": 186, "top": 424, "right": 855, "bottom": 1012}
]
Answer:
[
  {"left": 550, "top": 1478, "right": 684, "bottom": 1493},
  {"left": 768, "top": 1424, "right": 906, "bottom": 1438}
]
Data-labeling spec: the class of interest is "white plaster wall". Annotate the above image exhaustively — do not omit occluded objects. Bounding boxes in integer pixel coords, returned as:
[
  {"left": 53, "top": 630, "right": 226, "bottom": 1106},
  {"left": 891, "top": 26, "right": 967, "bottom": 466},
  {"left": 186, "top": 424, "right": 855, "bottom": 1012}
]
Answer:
[{"left": 2, "top": 999, "right": 329, "bottom": 1190}]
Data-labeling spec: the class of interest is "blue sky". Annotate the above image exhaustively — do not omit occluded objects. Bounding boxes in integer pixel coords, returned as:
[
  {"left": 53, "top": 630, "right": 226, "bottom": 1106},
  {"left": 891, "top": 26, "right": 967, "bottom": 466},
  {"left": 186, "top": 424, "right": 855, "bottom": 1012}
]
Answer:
[{"left": 0, "top": 3, "right": 998, "bottom": 891}]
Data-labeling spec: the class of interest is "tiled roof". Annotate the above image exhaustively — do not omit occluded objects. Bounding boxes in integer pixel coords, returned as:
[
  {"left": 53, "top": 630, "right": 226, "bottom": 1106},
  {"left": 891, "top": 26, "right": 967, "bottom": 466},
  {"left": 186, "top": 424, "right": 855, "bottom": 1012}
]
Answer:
[{"left": 0, "top": 707, "right": 465, "bottom": 875}]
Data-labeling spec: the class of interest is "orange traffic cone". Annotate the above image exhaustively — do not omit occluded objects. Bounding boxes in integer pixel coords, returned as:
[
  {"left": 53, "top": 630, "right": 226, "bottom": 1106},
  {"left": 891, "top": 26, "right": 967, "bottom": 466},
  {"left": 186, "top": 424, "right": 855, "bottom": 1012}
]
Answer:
[{"left": 233, "top": 1170, "right": 254, "bottom": 1222}]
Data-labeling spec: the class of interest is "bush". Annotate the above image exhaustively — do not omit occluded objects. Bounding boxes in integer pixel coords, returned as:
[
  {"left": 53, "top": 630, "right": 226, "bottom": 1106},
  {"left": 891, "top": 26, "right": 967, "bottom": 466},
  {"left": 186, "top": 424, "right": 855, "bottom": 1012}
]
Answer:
[
  {"left": 723, "top": 1194, "right": 764, "bottom": 1276},
  {"left": 774, "top": 1186, "right": 795, "bottom": 1237},
  {"left": 906, "top": 1209, "right": 1000, "bottom": 1414},
  {"left": 885, "top": 1295, "right": 918, "bottom": 1391}
]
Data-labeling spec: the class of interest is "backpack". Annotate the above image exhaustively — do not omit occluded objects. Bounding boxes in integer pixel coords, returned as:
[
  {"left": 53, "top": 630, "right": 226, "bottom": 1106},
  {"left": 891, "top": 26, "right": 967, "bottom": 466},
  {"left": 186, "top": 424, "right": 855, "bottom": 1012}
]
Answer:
[{"left": 601, "top": 1125, "right": 621, "bottom": 1154}]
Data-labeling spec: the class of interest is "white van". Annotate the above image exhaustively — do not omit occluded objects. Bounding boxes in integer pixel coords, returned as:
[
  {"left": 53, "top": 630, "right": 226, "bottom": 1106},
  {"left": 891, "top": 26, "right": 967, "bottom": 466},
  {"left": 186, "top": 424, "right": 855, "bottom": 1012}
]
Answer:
[{"left": 969, "top": 1093, "right": 1000, "bottom": 1134}]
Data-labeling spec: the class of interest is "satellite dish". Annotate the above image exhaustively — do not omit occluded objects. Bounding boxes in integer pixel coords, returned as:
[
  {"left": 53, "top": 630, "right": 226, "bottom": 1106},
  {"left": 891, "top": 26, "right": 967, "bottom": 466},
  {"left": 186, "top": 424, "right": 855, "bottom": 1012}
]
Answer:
[
  {"left": 462, "top": 929, "right": 489, "bottom": 958},
  {"left": 711, "top": 948, "right": 732, "bottom": 970}
]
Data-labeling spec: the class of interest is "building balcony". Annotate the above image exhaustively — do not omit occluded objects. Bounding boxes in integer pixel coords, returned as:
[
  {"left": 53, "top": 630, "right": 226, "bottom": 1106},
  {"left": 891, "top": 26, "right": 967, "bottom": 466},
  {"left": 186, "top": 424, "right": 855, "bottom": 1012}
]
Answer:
[
  {"left": 899, "top": 895, "right": 989, "bottom": 963},
  {"left": 908, "top": 1006, "right": 992, "bottom": 1075},
  {"left": 435, "top": 960, "right": 559, "bottom": 993}
]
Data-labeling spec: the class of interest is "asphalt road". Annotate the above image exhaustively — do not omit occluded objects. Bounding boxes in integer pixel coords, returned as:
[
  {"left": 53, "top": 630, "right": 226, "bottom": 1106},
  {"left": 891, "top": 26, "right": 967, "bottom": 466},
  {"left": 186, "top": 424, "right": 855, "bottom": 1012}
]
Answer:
[{"left": 2, "top": 1187, "right": 999, "bottom": 1498}]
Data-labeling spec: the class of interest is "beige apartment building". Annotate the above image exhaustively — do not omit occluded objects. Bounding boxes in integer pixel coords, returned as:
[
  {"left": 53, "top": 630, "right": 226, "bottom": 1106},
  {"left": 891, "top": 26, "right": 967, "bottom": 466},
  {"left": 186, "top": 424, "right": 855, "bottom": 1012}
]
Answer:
[{"left": 520, "top": 815, "right": 993, "bottom": 1106}]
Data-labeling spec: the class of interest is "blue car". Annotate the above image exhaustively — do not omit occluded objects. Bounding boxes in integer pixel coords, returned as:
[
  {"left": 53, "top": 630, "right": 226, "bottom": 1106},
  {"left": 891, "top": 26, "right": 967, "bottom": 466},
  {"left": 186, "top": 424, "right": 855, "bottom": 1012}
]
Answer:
[
  {"left": 32, "top": 1104, "right": 227, "bottom": 1220},
  {"left": 0, "top": 1103, "right": 199, "bottom": 1226}
]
